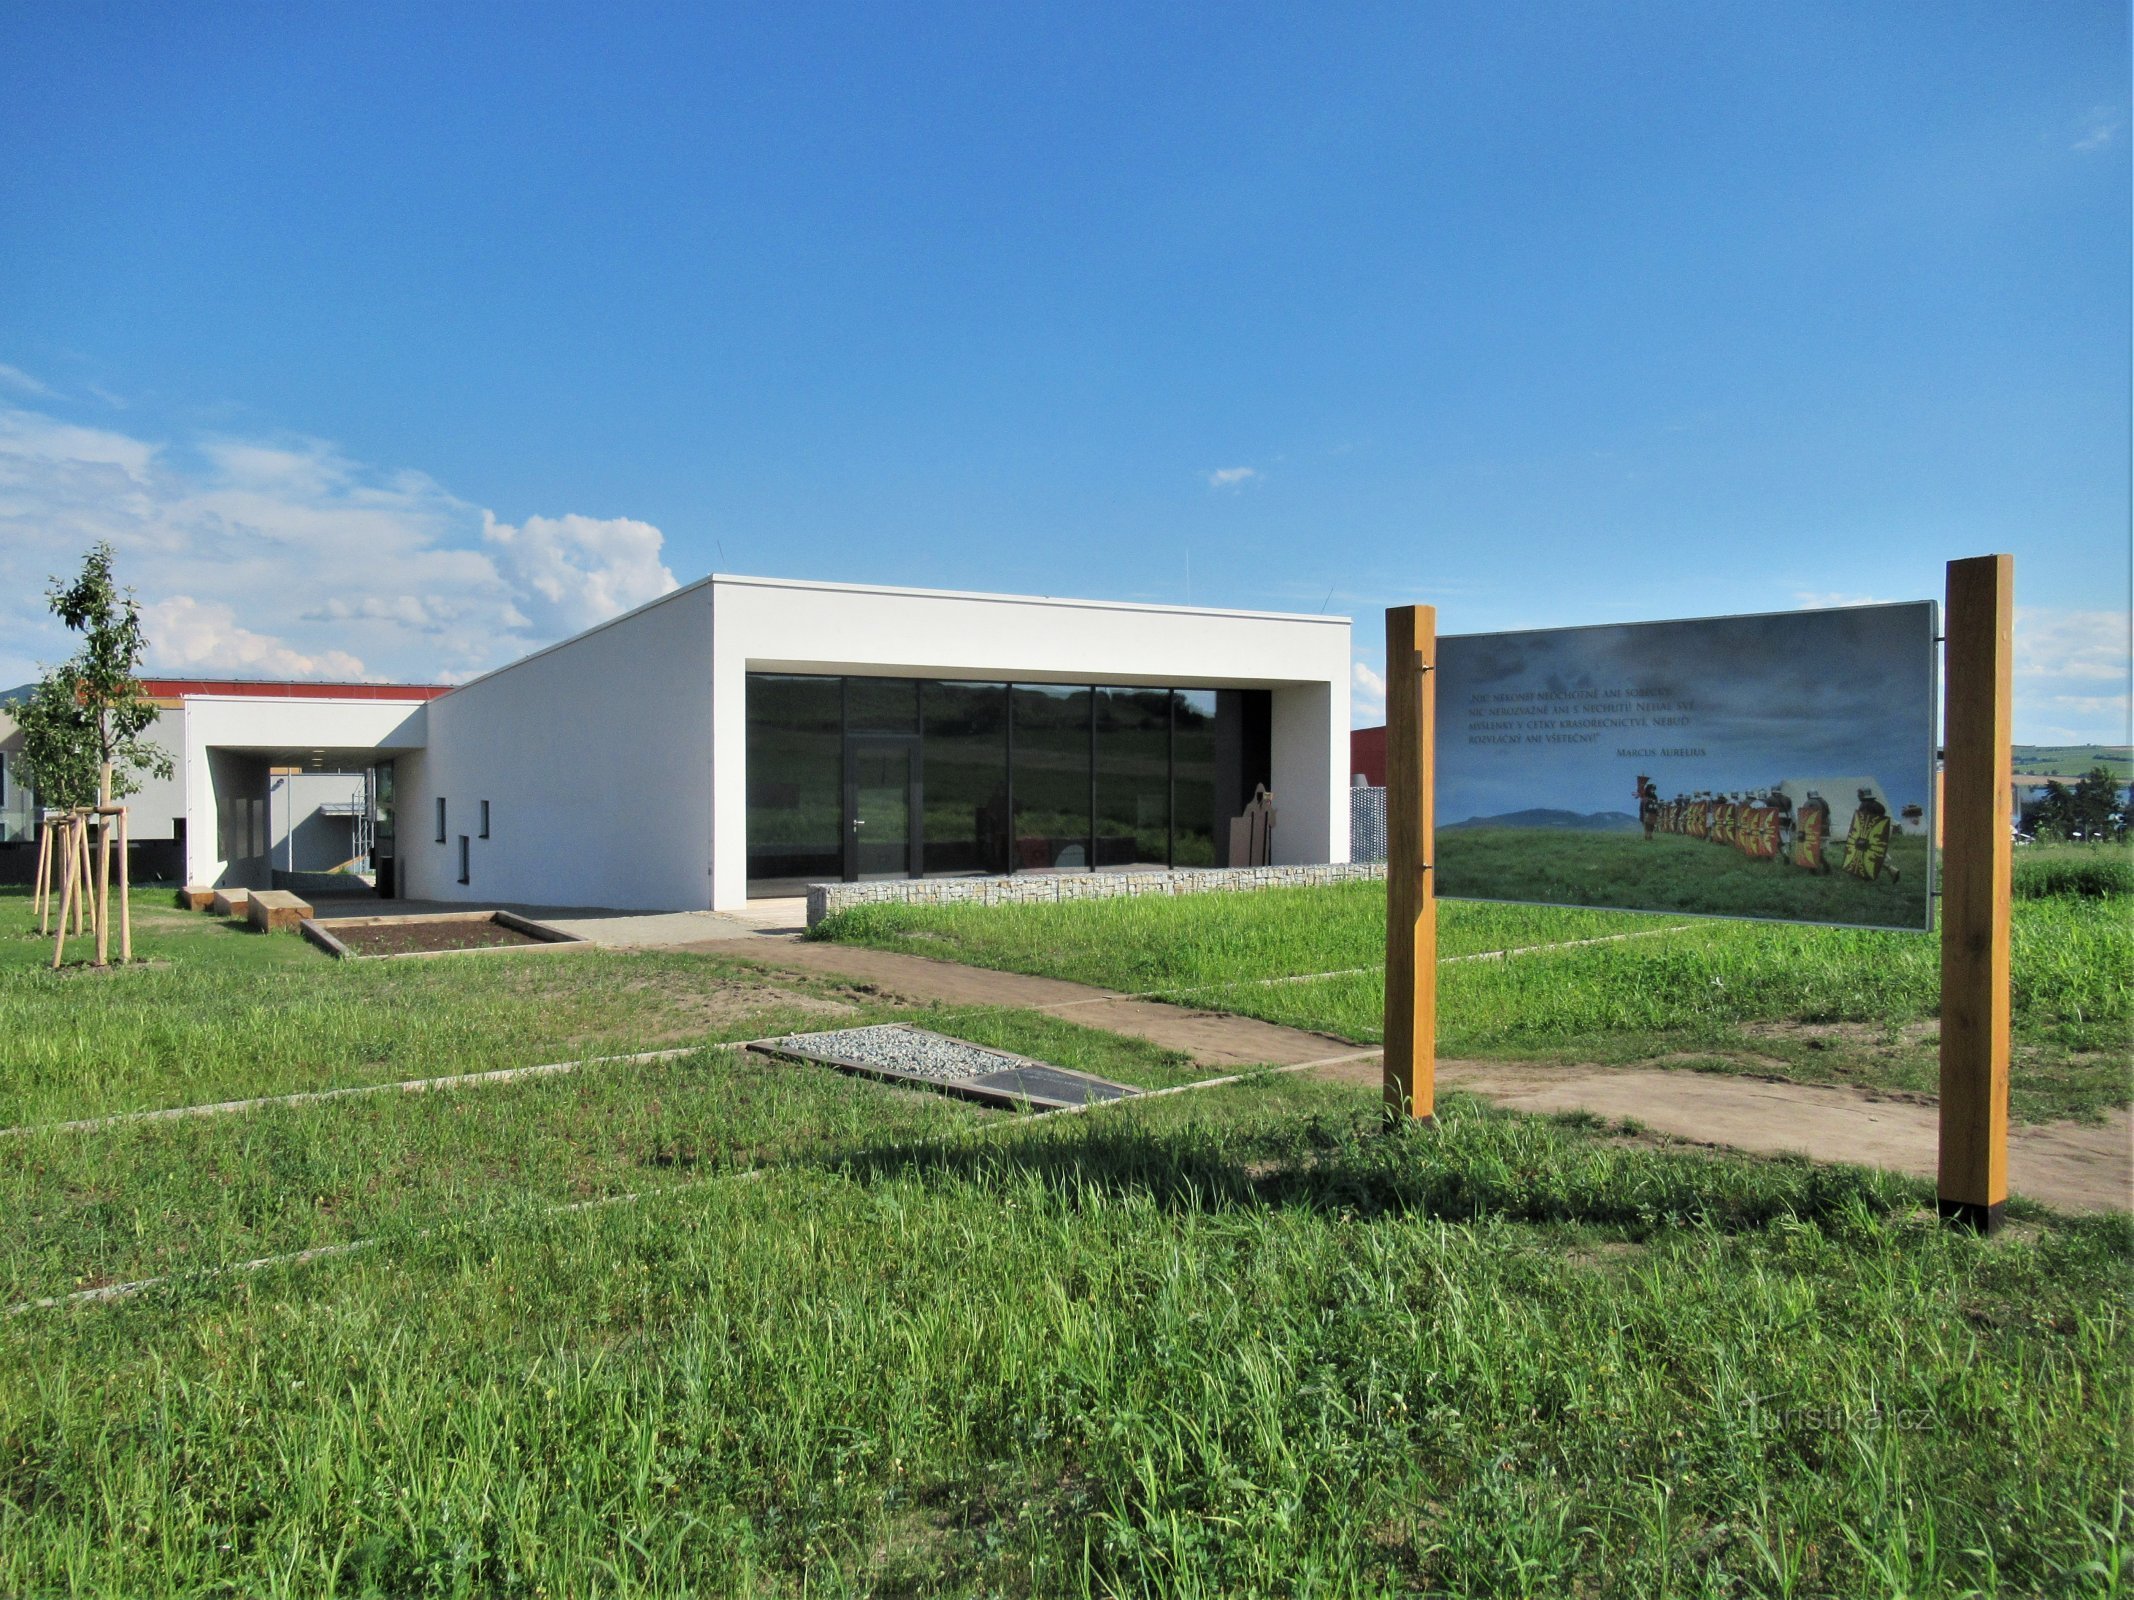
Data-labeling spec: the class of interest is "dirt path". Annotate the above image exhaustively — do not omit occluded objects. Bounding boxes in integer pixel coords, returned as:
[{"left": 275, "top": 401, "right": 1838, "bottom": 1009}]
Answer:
[{"left": 718, "top": 939, "right": 2133, "bottom": 1216}]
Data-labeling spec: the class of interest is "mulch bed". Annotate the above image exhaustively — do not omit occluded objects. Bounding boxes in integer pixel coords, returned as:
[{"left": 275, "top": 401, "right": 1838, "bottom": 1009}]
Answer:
[{"left": 329, "top": 919, "right": 548, "bottom": 957}]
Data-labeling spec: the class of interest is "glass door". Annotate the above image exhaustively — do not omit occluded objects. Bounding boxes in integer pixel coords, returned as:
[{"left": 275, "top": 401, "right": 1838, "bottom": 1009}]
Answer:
[{"left": 845, "top": 737, "right": 921, "bottom": 880}]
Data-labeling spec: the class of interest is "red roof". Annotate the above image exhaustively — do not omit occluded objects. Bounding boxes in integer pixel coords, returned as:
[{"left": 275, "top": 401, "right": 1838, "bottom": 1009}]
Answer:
[{"left": 138, "top": 678, "right": 452, "bottom": 702}]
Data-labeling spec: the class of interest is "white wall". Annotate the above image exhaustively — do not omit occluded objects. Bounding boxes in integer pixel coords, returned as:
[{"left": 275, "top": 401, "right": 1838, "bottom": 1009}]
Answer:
[
  {"left": 404, "top": 585, "right": 715, "bottom": 910},
  {"left": 708, "top": 576, "right": 1351, "bottom": 908},
  {"left": 182, "top": 697, "right": 428, "bottom": 886},
  {"left": 267, "top": 772, "right": 369, "bottom": 873}
]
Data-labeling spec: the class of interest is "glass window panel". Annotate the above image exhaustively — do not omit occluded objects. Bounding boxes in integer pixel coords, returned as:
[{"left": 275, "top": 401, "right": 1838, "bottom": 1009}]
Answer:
[
  {"left": 1171, "top": 690, "right": 1220, "bottom": 866},
  {"left": 1011, "top": 684, "right": 1092, "bottom": 871},
  {"left": 847, "top": 677, "right": 918, "bottom": 733},
  {"left": 745, "top": 673, "right": 843, "bottom": 892},
  {"left": 922, "top": 682, "right": 1009, "bottom": 876},
  {"left": 1095, "top": 687, "right": 1170, "bottom": 870}
]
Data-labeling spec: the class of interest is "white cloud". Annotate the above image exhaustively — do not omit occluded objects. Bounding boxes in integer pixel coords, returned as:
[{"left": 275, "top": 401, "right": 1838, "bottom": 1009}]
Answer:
[
  {"left": 1207, "top": 466, "right": 1259, "bottom": 489},
  {"left": 483, "top": 511, "right": 676, "bottom": 636},
  {"left": 1793, "top": 590, "right": 1893, "bottom": 609},
  {"left": 0, "top": 400, "right": 685, "bottom": 688},
  {"left": 2014, "top": 606, "right": 2131, "bottom": 744},
  {"left": 2073, "top": 106, "right": 2120, "bottom": 153},
  {"left": 142, "top": 595, "right": 370, "bottom": 680},
  {"left": 1352, "top": 658, "right": 1387, "bottom": 723},
  {"left": 0, "top": 363, "right": 53, "bottom": 398}
]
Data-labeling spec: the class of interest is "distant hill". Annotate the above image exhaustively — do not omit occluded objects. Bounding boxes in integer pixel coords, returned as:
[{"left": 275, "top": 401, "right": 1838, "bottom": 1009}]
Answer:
[
  {"left": 1444, "top": 808, "right": 1643, "bottom": 833},
  {"left": 2012, "top": 745, "right": 2132, "bottom": 781}
]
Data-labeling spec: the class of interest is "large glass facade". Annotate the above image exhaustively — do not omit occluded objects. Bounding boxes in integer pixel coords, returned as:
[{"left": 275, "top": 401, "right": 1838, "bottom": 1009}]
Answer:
[
  {"left": 1095, "top": 687, "right": 1169, "bottom": 870},
  {"left": 745, "top": 674, "right": 843, "bottom": 893},
  {"left": 922, "top": 682, "right": 1009, "bottom": 876},
  {"left": 744, "top": 673, "right": 1273, "bottom": 894},
  {"left": 1172, "top": 689, "right": 1220, "bottom": 867},
  {"left": 1012, "top": 685, "right": 1092, "bottom": 871}
]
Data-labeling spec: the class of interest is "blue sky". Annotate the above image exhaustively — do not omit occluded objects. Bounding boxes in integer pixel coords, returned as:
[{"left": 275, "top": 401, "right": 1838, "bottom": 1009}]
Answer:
[{"left": 1, "top": 3, "right": 2126, "bottom": 740}]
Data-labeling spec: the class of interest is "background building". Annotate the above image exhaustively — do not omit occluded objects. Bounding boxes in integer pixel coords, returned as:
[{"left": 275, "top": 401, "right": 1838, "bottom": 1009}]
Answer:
[{"left": 3, "top": 578, "right": 1353, "bottom": 910}]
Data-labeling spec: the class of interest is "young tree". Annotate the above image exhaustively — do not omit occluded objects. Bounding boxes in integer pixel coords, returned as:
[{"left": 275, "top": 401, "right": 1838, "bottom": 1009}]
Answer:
[
  {"left": 2070, "top": 766, "right": 2122, "bottom": 841},
  {"left": 18, "top": 543, "right": 172, "bottom": 807}
]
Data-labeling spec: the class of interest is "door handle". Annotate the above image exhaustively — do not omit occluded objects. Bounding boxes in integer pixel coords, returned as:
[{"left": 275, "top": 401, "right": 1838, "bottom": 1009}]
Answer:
[{"left": 851, "top": 819, "right": 866, "bottom": 828}]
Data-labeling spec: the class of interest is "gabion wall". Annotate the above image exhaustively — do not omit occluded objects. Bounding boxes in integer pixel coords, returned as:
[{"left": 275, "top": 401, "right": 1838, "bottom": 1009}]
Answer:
[
  {"left": 808, "top": 860, "right": 1388, "bottom": 927},
  {"left": 1350, "top": 786, "right": 1388, "bottom": 864}
]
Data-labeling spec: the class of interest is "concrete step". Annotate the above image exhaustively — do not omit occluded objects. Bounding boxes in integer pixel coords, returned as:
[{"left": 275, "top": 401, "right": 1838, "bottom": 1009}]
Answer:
[{"left": 245, "top": 889, "right": 314, "bottom": 932}]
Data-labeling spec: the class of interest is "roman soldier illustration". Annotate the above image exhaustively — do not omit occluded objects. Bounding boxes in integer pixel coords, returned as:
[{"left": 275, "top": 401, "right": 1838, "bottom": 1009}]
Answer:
[
  {"left": 1741, "top": 792, "right": 1786, "bottom": 860},
  {"left": 1791, "top": 791, "right": 1831, "bottom": 873},
  {"left": 1842, "top": 788, "right": 1900, "bottom": 883},
  {"left": 1636, "top": 775, "right": 1661, "bottom": 841}
]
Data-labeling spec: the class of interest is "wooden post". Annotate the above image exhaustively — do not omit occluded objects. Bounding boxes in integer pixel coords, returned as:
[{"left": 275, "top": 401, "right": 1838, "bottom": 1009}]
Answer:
[
  {"left": 1939, "top": 555, "right": 2013, "bottom": 1233},
  {"left": 33, "top": 817, "right": 53, "bottom": 932},
  {"left": 1384, "top": 604, "right": 1438, "bottom": 1125},
  {"left": 116, "top": 805, "right": 131, "bottom": 964},
  {"left": 94, "top": 811, "right": 112, "bottom": 968},
  {"left": 52, "top": 816, "right": 77, "bottom": 969},
  {"left": 71, "top": 813, "right": 88, "bottom": 936}
]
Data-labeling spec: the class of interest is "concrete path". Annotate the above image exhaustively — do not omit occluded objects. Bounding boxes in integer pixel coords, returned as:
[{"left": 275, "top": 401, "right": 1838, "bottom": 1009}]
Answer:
[{"left": 720, "top": 938, "right": 2134, "bottom": 1216}]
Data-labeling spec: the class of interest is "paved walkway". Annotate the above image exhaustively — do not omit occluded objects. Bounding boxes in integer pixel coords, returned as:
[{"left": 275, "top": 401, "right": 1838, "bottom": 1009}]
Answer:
[{"left": 719, "top": 938, "right": 2134, "bottom": 1216}]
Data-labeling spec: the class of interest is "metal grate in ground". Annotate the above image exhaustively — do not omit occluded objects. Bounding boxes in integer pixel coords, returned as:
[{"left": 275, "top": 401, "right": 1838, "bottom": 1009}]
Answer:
[{"left": 751, "top": 1023, "right": 1141, "bottom": 1111}]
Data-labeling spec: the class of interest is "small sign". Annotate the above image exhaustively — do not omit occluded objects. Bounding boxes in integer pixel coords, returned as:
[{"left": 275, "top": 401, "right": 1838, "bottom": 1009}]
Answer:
[{"left": 1435, "top": 601, "right": 1938, "bottom": 930}]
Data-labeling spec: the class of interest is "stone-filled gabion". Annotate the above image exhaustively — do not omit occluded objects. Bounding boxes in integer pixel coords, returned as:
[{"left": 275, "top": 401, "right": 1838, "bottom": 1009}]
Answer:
[
  {"left": 1350, "top": 787, "right": 1388, "bottom": 864},
  {"left": 806, "top": 861, "right": 1388, "bottom": 927},
  {"left": 770, "top": 1025, "right": 1027, "bottom": 1082}
]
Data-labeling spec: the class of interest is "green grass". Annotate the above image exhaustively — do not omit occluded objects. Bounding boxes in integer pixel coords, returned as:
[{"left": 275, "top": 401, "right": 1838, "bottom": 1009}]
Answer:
[
  {"left": 2017, "top": 842, "right": 2134, "bottom": 900},
  {"left": 2013, "top": 744, "right": 2132, "bottom": 780},
  {"left": 3, "top": 1075, "right": 2127, "bottom": 1596},
  {"left": 816, "top": 881, "right": 2134, "bottom": 1123},
  {"left": 1437, "top": 827, "right": 1931, "bottom": 928},
  {"left": 0, "top": 890, "right": 913, "bottom": 1126},
  {"left": 4, "top": 890, "right": 2128, "bottom": 1594}
]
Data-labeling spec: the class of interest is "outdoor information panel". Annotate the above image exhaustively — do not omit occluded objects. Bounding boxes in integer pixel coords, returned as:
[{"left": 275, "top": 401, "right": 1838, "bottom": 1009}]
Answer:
[{"left": 1434, "top": 601, "right": 1939, "bottom": 930}]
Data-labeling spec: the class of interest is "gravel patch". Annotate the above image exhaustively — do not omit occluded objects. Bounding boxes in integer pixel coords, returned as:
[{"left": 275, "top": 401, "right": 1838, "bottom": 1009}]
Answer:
[{"left": 767, "top": 1024, "right": 1035, "bottom": 1082}]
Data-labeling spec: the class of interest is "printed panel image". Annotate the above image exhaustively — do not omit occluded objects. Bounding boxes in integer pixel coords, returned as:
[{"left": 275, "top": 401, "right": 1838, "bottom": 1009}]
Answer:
[{"left": 1434, "top": 601, "right": 1938, "bottom": 929}]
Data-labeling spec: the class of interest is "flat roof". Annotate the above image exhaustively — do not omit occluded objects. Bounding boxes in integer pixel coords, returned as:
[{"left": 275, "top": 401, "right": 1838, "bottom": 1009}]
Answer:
[{"left": 444, "top": 570, "right": 1351, "bottom": 696}]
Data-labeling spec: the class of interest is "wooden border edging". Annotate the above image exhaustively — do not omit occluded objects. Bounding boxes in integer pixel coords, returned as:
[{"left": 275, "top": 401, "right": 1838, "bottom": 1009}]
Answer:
[{"left": 299, "top": 909, "right": 590, "bottom": 961}]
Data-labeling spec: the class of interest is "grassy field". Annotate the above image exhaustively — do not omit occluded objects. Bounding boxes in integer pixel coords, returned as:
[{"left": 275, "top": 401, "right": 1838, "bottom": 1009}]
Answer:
[
  {"left": 816, "top": 867, "right": 2134, "bottom": 1124},
  {"left": 2013, "top": 744, "right": 2133, "bottom": 780},
  {"left": 3, "top": 891, "right": 2130, "bottom": 1594},
  {"left": 1435, "top": 827, "right": 1931, "bottom": 928}
]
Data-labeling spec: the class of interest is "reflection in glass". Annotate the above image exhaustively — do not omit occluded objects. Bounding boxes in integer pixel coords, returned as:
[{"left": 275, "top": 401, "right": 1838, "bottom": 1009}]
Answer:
[
  {"left": 846, "top": 677, "right": 918, "bottom": 733},
  {"left": 1095, "top": 687, "right": 1169, "bottom": 870},
  {"left": 923, "top": 682, "right": 1009, "bottom": 876},
  {"left": 851, "top": 741, "right": 913, "bottom": 878},
  {"left": 1172, "top": 689, "right": 1220, "bottom": 866},
  {"left": 746, "top": 674, "right": 842, "bottom": 891},
  {"left": 745, "top": 672, "right": 1272, "bottom": 892},
  {"left": 1012, "top": 685, "right": 1092, "bottom": 870}
]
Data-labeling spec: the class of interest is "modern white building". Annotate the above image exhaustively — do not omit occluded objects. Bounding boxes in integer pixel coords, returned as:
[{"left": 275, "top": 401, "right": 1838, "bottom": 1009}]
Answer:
[
  {"left": 0, "top": 678, "right": 446, "bottom": 890},
  {"left": 4, "top": 575, "right": 1353, "bottom": 910}
]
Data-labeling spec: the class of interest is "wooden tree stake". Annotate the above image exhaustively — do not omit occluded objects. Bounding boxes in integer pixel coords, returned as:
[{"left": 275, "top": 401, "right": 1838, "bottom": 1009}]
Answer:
[
  {"left": 117, "top": 805, "right": 131, "bottom": 964},
  {"left": 71, "top": 814, "right": 88, "bottom": 936},
  {"left": 51, "top": 816, "right": 77, "bottom": 969},
  {"left": 33, "top": 818, "right": 53, "bottom": 933},
  {"left": 1938, "top": 555, "right": 2013, "bottom": 1233},
  {"left": 1383, "top": 604, "right": 1438, "bottom": 1125},
  {"left": 94, "top": 810, "right": 112, "bottom": 967}
]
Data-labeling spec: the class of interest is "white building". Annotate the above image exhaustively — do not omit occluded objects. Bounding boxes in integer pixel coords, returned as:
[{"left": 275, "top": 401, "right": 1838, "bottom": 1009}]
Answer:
[
  {"left": 0, "top": 679, "right": 444, "bottom": 891},
  {"left": 4, "top": 576, "right": 1353, "bottom": 910}
]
